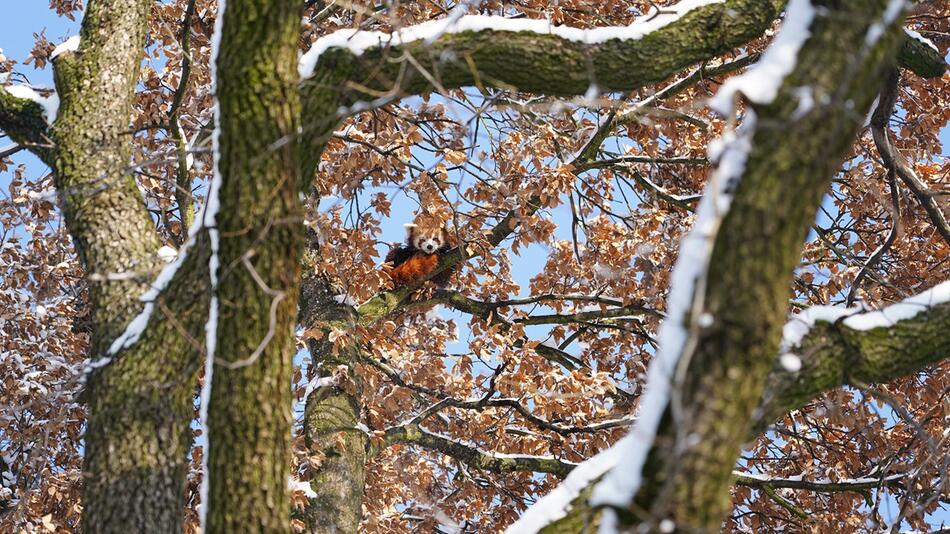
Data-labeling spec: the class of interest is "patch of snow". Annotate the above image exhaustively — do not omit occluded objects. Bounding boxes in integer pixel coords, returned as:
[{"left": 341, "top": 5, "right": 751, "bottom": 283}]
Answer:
[
  {"left": 3, "top": 85, "right": 60, "bottom": 123},
  {"left": 779, "top": 353, "right": 802, "bottom": 373},
  {"left": 863, "top": 95, "right": 881, "bottom": 128},
  {"left": 780, "top": 280, "right": 950, "bottom": 352},
  {"left": 843, "top": 280, "right": 950, "bottom": 330},
  {"left": 792, "top": 86, "right": 814, "bottom": 119},
  {"left": 709, "top": 0, "right": 816, "bottom": 114},
  {"left": 50, "top": 36, "right": 80, "bottom": 60},
  {"left": 157, "top": 245, "right": 178, "bottom": 263},
  {"left": 332, "top": 293, "right": 357, "bottom": 306},
  {"left": 198, "top": 0, "right": 227, "bottom": 530},
  {"left": 583, "top": 83, "right": 601, "bottom": 105},
  {"left": 35, "top": 305, "right": 47, "bottom": 319},
  {"left": 780, "top": 304, "right": 854, "bottom": 352},
  {"left": 26, "top": 188, "right": 57, "bottom": 202},
  {"left": 866, "top": 0, "right": 906, "bottom": 47},
  {"left": 288, "top": 476, "right": 317, "bottom": 498},
  {"left": 300, "top": 0, "right": 727, "bottom": 78},
  {"left": 303, "top": 375, "right": 338, "bottom": 400},
  {"left": 904, "top": 28, "right": 938, "bottom": 53}
]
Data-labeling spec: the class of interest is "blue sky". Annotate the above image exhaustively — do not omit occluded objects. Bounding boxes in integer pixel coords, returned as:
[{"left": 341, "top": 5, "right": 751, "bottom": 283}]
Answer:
[{"left": 2, "top": 3, "right": 948, "bottom": 530}]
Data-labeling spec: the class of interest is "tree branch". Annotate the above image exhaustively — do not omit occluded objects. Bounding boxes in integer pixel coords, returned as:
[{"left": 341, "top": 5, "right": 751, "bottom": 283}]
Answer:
[
  {"left": 376, "top": 423, "right": 577, "bottom": 477},
  {"left": 301, "top": 2, "right": 787, "bottom": 98},
  {"left": 870, "top": 69, "right": 950, "bottom": 248},
  {"left": 755, "top": 283, "right": 950, "bottom": 434},
  {"left": 0, "top": 87, "right": 53, "bottom": 164},
  {"left": 523, "top": 3, "right": 918, "bottom": 531}
]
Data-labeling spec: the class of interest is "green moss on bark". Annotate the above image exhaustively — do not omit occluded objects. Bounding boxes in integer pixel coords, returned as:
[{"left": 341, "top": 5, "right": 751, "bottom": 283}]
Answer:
[{"left": 203, "top": 0, "right": 304, "bottom": 531}]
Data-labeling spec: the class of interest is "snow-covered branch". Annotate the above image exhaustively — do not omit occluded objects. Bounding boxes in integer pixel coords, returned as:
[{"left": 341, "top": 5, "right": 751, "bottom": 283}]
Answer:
[
  {"left": 379, "top": 424, "right": 578, "bottom": 478},
  {"left": 300, "top": 1, "right": 790, "bottom": 118},
  {"left": 756, "top": 281, "right": 950, "bottom": 432},
  {"left": 507, "top": 0, "right": 917, "bottom": 530},
  {"left": 0, "top": 86, "right": 54, "bottom": 163}
]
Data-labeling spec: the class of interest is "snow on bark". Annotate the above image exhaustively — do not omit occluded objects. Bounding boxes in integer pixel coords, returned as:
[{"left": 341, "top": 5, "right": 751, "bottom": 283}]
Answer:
[
  {"left": 3, "top": 85, "right": 59, "bottom": 124},
  {"left": 781, "top": 280, "right": 950, "bottom": 353},
  {"left": 904, "top": 28, "right": 938, "bottom": 53},
  {"left": 198, "top": 0, "right": 226, "bottom": 529},
  {"left": 708, "top": 0, "right": 816, "bottom": 114},
  {"left": 50, "top": 36, "right": 80, "bottom": 60},
  {"left": 507, "top": 4, "right": 819, "bottom": 532},
  {"left": 866, "top": 0, "right": 906, "bottom": 46},
  {"left": 586, "top": 111, "right": 756, "bottom": 520},
  {"left": 299, "top": 0, "right": 726, "bottom": 79}
]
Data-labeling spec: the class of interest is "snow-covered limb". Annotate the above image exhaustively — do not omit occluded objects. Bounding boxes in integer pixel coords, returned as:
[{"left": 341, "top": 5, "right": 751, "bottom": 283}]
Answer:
[
  {"left": 50, "top": 36, "right": 81, "bottom": 60},
  {"left": 298, "top": 0, "right": 794, "bottom": 130},
  {"left": 509, "top": 0, "right": 890, "bottom": 529},
  {"left": 756, "top": 281, "right": 950, "bottom": 434},
  {"left": 903, "top": 28, "right": 937, "bottom": 53},
  {"left": 380, "top": 424, "right": 579, "bottom": 478},
  {"left": 734, "top": 471, "right": 909, "bottom": 492},
  {"left": 781, "top": 280, "right": 950, "bottom": 354},
  {"left": 2, "top": 85, "right": 59, "bottom": 124},
  {"left": 300, "top": 1, "right": 726, "bottom": 79},
  {"left": 586, "top": 0, "right": 817, "bottom": 517}
]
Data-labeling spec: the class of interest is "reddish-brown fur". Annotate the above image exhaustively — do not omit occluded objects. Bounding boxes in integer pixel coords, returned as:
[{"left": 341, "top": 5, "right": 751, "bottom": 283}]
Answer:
[
  {"left": 388, "top": 253, "right": 440, "bottom": 287},
  {"left": 384, "top": 215, "right": 458, "bottom": 288}
]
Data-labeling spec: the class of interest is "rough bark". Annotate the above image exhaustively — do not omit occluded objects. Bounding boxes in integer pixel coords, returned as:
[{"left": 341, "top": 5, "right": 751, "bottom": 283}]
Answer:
[
  {"left": 756, "top": 299, "right": 950, "bottom": 433},
  {"left": 538, "top": 2, "right": 913, "bottom": 532},
  {"left": 299, "top": 266, "right": 368, "bottom": 534},
  {"left": 81, "top": 240, "right": 211, "bottom": 533},
  {"left": 0, "top": 0, "right": 212, "bottom": 531},
  {"left": 203, "top": 0, "right": 303, "bottom": 531},
  {"left": 301, "top": 0, "right": 942, "bottom": 112},
  {"left": 0, "top": 90, "right": 52, "bottom": 163}
]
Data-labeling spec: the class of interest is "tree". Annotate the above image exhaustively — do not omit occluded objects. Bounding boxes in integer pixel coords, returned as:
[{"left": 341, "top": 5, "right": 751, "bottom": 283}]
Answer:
[{"left": 0, "top": 0, "right": 947, "bottom": 532}]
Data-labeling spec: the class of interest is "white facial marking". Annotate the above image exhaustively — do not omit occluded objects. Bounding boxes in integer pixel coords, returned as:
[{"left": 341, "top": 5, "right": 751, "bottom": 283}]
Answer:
[{"left": 416, "top": 236, "right": 441, "bottom": 253}]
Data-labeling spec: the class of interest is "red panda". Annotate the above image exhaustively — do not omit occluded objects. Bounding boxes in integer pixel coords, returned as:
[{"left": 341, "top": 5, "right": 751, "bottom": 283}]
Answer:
[{"left": 385, "top": 213, "right": 458, "bottom": 288}]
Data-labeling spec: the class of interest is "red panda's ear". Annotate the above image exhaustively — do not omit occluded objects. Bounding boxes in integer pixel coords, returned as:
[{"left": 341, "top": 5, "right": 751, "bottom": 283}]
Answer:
[
  {"left": 403, "top": 223, "right": 417, "bottom": 241},
  {"left": 442, "top": 222, "right": 457, "bottom": 247}
]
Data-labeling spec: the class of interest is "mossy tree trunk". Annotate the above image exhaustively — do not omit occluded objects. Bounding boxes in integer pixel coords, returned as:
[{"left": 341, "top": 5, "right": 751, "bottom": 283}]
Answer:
[
  {"left": 0, "top": 0, "right": 945, "bottom": 531},
  {"left": 298, "top": 261, "right": 368, "bottom": 533},
  {"left": 538, "top": 2, "right": 914, "bottom": 532},
  {"left": 0, "top": 0, "right": 211, "bottom": 531},
  {"left": 203, "top": 0, "right": 304, "bottom": 531}
]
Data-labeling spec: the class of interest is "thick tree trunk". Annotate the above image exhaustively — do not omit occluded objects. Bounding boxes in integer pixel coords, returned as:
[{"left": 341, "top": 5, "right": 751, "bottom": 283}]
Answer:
[
  {"left": 299, "top": 269, "right": 368, "bottom": 533},
  {"left": 81, "top": 243, "right": 210, "bottom": 532},
  {"left": 27, "top": 0, "right": 208, "bottom": 531},
  {"left": 538, "top": 2, "right": 912, "bottom": 532},
  {"left": 204, "top": 0, "right": 303, "bottom": 531}
]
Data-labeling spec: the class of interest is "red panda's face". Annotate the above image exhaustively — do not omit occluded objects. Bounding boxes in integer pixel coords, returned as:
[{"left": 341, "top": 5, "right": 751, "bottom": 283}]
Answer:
[{"left": 412, "top": 228, "right": 444, "bottom": 254}]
